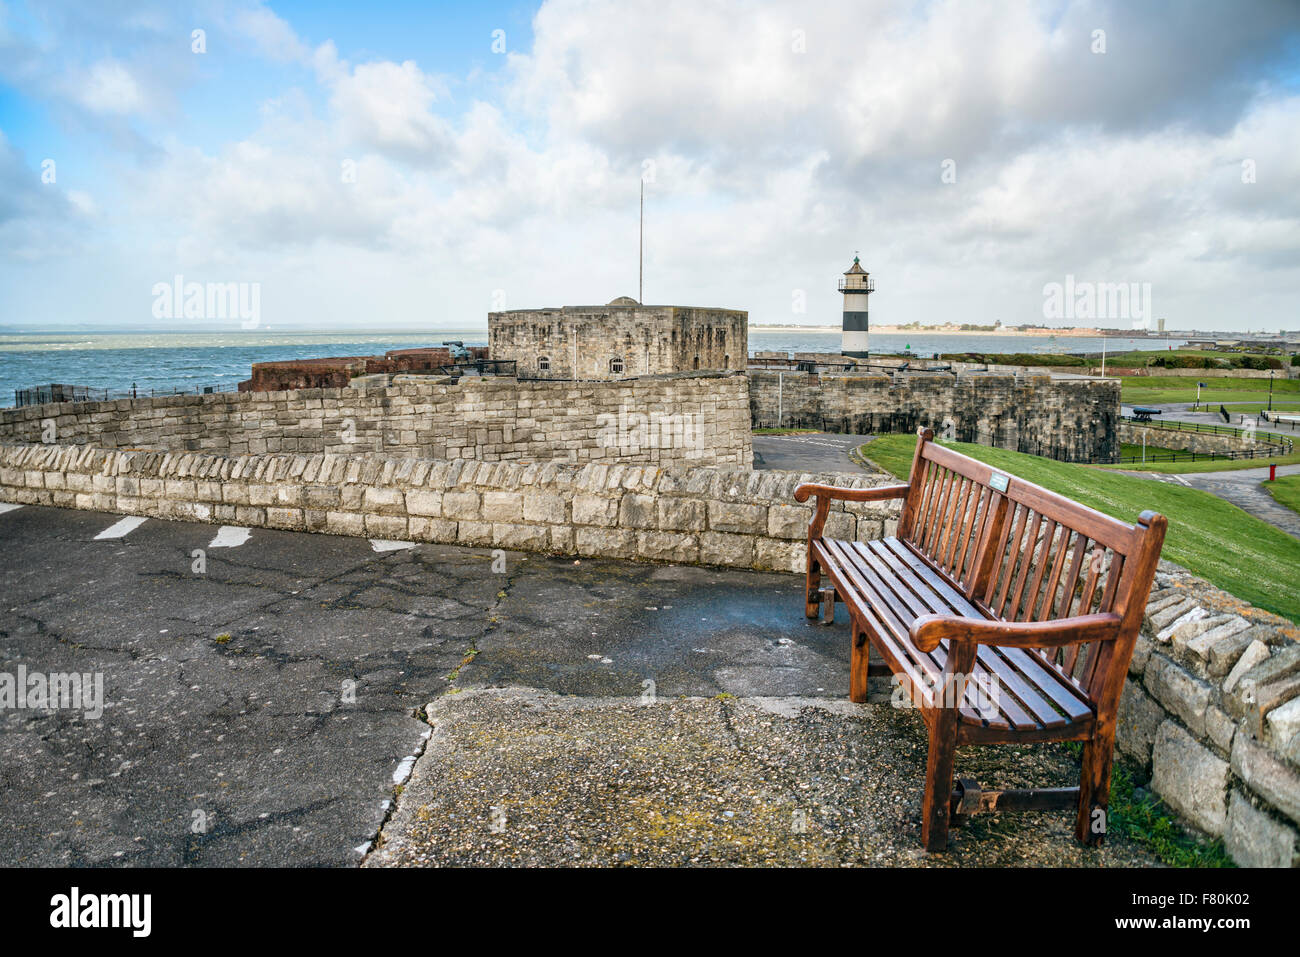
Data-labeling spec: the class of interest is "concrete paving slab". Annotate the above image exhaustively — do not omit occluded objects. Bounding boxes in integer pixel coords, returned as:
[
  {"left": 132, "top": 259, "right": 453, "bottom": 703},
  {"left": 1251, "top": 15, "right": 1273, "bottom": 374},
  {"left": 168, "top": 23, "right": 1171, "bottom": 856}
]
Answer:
[{"left": 366, "top": 687, "right": 1165, "bottom": 868}]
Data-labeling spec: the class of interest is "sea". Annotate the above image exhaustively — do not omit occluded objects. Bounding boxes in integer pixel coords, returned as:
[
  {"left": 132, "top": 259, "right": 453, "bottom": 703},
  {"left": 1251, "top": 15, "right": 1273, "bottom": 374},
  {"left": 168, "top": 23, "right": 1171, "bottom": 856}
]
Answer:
[{"left": 0, "top": 330, "right": 1187, "bottom": 408}]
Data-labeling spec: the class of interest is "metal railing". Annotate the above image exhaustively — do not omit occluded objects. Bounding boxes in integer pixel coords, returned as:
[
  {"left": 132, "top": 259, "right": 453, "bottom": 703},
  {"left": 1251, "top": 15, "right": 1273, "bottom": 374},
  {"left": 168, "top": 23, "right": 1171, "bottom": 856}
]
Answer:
[
  {"left": 1115, "top": 446, "right": 1287, "bottom": 464},
  {"left": 1121, "top": 414, "right": 1294, "bottom": 452},
  {"left": 13, "top": 382, "right": 240, "bottom": 408}
]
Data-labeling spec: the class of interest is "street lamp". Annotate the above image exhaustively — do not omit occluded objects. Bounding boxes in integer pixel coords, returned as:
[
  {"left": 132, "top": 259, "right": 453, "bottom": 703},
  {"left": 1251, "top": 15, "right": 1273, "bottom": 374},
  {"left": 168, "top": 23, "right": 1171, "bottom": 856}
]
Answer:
[{"left": 1268, "top": 370, "right": 1274, "bottom": 413}]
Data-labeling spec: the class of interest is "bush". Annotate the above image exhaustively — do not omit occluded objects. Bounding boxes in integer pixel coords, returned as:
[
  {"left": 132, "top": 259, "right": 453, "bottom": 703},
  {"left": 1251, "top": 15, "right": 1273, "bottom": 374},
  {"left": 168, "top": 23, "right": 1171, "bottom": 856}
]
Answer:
[
  {"left": 1231, "top": 355, "right": 1283, "bottom": 370},
  {"left": 1148, "top": 355, "right": 1227, "bottom": 369},
  {"left": 939, "top": 352, "right": 1088, "bottom": 367}
]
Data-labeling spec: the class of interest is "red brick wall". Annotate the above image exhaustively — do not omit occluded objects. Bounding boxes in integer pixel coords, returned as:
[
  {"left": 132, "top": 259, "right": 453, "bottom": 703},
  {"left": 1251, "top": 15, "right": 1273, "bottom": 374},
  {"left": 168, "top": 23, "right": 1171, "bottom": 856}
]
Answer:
[{"left": 238, "top": 348, "right": 463, "bottom": 392}]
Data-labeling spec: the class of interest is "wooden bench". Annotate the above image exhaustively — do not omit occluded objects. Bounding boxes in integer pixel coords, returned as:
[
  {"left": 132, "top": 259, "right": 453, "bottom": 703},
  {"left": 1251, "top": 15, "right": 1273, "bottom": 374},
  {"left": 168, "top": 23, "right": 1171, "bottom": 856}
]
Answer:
[{"left": 794, "top": 429, "right": 1166, "bottom": 851}]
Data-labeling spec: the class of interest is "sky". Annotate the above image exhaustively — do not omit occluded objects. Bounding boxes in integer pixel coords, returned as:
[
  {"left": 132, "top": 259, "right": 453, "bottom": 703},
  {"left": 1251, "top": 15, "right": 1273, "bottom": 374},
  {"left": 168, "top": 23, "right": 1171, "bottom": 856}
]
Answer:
[{"left": 1, "top": 0, "right": 1298, "bottom": 333}]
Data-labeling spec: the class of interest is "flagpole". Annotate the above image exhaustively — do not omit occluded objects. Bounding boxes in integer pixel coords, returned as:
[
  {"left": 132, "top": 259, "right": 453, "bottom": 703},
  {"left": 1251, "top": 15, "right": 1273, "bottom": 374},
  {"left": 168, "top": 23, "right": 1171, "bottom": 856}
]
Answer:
[{"left": 639, "top": 179, "right": 644, "bottom": 304}]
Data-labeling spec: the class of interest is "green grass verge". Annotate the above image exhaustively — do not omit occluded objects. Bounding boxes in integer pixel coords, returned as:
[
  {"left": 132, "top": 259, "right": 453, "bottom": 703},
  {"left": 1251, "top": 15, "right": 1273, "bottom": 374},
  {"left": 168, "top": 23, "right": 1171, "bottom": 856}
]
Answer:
[
  {"left": 1266, "top": 474, "right": 1300, "bottom": 516},
  {"left": 1119, "top": 442, "right": 1179, "bottom": 461},
  {"left": 858, "top": 434, "right": 1300, "bottom": 622},
  {"left": 1120, "top": 375, "right": 1300, "bottom": 407},
  {"left": 1098, "top": 449, "right": 1300, "bottom": 474}
]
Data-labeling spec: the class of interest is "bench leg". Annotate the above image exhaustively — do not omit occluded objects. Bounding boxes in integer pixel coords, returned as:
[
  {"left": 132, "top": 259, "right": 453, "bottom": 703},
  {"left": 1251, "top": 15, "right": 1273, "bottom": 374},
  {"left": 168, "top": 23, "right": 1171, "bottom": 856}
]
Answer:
[
  {"left": 1075, "top": 731, "right": 1115, "bottom": 846},
  {"left": 821, "top": 586, "right": 836, "bottom": 625},
  {"left": 850, "top": 629, "right": 871, "bottom": 704},
  {"left": 922, "top": 716, "right": 958, "bottom": 853},
  {"left": 804, "top": 557, "right": 821, "bottom": 620}
]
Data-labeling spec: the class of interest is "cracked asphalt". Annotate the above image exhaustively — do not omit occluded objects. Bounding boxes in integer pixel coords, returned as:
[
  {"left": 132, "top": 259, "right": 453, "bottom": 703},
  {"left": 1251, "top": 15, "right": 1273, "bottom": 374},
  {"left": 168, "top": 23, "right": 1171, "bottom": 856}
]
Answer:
[{"left": 752, "top": 432, "right": 872, "bottom": 472}]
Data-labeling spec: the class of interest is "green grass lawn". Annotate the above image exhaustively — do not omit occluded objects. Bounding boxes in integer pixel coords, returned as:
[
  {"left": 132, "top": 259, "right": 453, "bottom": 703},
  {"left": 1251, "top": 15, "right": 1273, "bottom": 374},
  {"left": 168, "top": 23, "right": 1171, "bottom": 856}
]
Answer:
[
  {"left": 1119, "top": 442, "right": 1179, "bottom": 461},
  {"left": 1266, "top": 474, "right": 1300, "bottom": 517},
  {"left": 858, "top": 434, "right": 1300, "bottom": 623},
  {"left": 1120, "top": 375, "right": 1300, "bottom": 407},
  {"left": 1099, "top": 449, "right": 1300, "bottom": 475},
  {"left": 1104, "top": 347, "right": 1289, "bottom": 368}
]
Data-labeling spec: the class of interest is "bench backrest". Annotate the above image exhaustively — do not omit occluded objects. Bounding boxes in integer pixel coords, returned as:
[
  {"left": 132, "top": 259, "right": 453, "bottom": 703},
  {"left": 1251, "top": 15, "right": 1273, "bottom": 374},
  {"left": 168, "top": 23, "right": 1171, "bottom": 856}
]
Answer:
[{"left": 897, "top": 430, "right": 1166, "bottom": 706}]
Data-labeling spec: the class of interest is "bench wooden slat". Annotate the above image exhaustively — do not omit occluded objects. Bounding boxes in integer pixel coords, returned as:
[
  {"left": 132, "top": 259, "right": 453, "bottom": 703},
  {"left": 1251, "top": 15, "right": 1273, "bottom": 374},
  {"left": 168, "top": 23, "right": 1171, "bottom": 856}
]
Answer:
[
  {"left": 940, "top": 476, "right": 971, "bottom": 573},
  {"left": 1007, "top": 509, "right": 1045, "bottom": 621},
  {"left": 952, "top": 483, "right": 987, "bottom": 587},
  {"left": 822, "top": 540, "right": 940, "bottom": 680},
  {"left": 829, "top": 541, "right": 1016, "bottom": 727},
  {"left": 1039, "top": 527, "right": 1077, "bottom": 622},
  {"left": 1023, "top": 518, "right": 1059, "bottom": 622},
  {"left": 924, "top": 468, "right": 954, "bottom": 556},
  {"left": 993, "top": 503, "right": 1030, "bottom": 615},
  {"left": 868, "top": 539, "right": 1078, "bottom": 731}
]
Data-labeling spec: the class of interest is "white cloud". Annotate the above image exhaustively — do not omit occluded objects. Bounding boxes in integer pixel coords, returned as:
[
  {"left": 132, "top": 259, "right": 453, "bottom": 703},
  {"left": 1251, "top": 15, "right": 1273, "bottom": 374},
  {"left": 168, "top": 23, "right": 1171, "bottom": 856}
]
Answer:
[
  {"left": 76, "top": 58, "right": 145, "bottom": 114},
  {"left": 328, "top": 59, "right": 453, "bottom": 162}
]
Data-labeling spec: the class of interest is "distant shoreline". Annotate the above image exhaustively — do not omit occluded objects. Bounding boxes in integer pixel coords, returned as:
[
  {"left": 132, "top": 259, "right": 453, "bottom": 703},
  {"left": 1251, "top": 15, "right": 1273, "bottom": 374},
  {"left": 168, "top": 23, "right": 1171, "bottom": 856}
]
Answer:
[{"left": 748, "top": 325, "right": 1171, "bottom": 338}]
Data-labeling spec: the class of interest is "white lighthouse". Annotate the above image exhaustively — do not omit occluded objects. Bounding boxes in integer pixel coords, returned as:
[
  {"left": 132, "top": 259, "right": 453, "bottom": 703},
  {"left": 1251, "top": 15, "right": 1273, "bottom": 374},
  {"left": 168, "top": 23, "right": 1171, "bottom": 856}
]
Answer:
[{"left": 839, "top": 254, "right": 874, "bottom": 358}]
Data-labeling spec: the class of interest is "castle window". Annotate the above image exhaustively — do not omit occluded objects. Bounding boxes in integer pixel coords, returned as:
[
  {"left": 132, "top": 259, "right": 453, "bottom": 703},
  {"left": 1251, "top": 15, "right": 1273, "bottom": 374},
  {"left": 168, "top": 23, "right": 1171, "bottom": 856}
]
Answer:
[
  {"left": 724, "top": 354, "right": 730, "bottom": 367},
  {"left": 693, "top": 355, "right": 700, "bottom": 369},
  {"left": 609, "top": 357, "right": 625, "bottom": 375},
  {"left": 537, "top": 355, "right": 550, "bottom": 372}
]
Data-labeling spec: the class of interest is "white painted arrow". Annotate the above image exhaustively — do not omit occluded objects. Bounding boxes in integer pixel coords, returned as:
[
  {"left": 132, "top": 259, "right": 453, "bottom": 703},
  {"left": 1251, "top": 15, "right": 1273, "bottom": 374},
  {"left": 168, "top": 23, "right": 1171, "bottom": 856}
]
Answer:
[
  {"left": 209, "top": 526, "right": 251, "bottom": 548},
  {"left": 94, "top": 516, "right": 148, "bottom": 539}
]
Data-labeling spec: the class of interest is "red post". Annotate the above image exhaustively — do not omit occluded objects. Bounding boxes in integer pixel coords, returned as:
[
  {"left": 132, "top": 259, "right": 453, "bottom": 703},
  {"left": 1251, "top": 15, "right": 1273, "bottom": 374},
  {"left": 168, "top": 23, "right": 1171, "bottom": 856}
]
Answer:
[{"left": 1270, "top": 464, "right": 1277, "bottom": 482}]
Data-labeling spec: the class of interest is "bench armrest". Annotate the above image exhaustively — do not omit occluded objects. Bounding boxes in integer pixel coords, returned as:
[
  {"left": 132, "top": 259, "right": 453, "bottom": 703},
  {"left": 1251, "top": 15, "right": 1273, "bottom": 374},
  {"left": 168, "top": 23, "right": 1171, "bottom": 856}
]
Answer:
[
  {"left": 909, "top": 612, "right": 1123, "bottom": 653},
  {"left": 793, "top": 483, "right": 909, "bottom": 504}
]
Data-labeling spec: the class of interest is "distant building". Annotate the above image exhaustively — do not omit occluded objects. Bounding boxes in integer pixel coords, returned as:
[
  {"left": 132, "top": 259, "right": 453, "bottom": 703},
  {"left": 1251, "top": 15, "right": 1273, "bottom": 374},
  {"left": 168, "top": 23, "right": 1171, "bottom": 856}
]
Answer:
[
  {"left": 489, "top": 298, "right": 748, "bottom": 380},
  {"left": 839, "top": 256, "right": 874, "bottom": 358}
]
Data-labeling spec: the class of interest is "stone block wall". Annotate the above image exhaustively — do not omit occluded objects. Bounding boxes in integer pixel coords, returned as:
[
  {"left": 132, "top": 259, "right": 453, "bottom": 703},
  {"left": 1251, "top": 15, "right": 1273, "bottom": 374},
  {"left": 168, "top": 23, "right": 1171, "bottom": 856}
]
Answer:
[
  {"left": 490, "top": 304, "right": 748, "bottom": 379},
  {"left": 1119, "top": 422, "right": 1292, "bottom": 457},
  {"left": 0, "top": 373, "right": 753, "bottom": 469},
  {"left": 749, "top": 371, "right": 1121, "bottom": 463},
  {"left": 1121, "top": 568, "right": 1300, "bottom": 866},
  {"left": 0, "top": 443, "right": 894, "bottom": 574}
]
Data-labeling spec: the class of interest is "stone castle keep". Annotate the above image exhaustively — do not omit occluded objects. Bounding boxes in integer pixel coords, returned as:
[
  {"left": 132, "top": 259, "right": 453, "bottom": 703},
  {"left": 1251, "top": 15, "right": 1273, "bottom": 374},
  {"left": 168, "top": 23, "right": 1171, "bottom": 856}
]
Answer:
[{"left": 488, "top": 299, "right": 748, "bottom": 379}]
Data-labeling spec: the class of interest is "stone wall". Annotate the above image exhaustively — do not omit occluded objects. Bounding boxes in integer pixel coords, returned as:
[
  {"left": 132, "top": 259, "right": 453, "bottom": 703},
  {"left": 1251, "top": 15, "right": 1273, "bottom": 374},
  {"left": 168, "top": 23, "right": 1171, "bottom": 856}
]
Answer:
[
  {"left": 749, "top": 371, "right": 1120, "bottom": 463},
  {"left": 1123, "top": 570, "right": 1300, "bottom": 867},
  {"left": 1119, "top": 422, "right": 1292, "bottom": 456},
  {"left": 0, "top": 373, "right": 753, "bottom": 469},
  {"left": 0, "top": 440, "right": 1296, "bottom": 864},
  {"left": 1104, "top": 366, "right": 1296, "bottom": 380},
  {"left": 0, "top": 442, "right": 893, "bottom": 573},
  {"left": 490, "top": 304, "right": 748, "bottom": 379}
]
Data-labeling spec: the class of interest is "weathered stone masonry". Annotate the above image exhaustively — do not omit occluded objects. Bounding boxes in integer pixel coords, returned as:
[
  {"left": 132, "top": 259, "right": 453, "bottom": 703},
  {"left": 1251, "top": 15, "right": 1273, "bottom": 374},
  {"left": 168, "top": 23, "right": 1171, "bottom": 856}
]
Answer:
[
  {"left": 0, "top": 443, "right": 894, "bottom": 574},
  {"left": 490, "top": 304, "right": 748, "bottom": 380},
  {"left": 1, "top": 440, "right": 1295, "bottom": 866},
  {"left": 749, "top": 372, "right": 1121, "bottom": 464},
  {"left": 0, "top": 372, "right": 753, "bottom": 470},
  {"left": 1123, "top": 571, "right": 1300, "bottom": 868}
]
